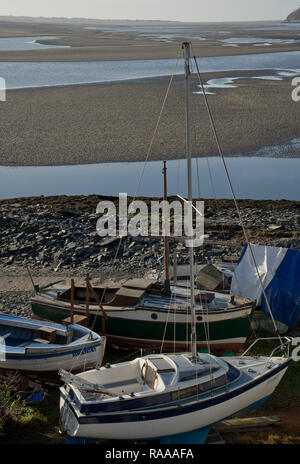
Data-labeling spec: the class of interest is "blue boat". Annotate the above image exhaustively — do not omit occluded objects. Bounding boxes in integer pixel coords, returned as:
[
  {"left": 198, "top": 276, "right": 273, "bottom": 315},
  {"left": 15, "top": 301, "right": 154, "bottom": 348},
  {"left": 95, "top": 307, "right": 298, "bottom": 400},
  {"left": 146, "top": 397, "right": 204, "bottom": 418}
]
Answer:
[{"left": 0, "top": 313, "right": 106, "bottom": 380}]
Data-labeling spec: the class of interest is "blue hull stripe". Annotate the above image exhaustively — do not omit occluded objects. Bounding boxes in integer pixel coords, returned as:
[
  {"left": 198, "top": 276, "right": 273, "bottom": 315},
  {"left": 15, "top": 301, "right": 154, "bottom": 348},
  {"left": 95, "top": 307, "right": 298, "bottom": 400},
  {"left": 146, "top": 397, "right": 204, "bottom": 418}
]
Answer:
[
  {"left": 5, "top": 344, "right": 100, "bottom": 360},
  {"left": 64, "top": 359, "right": 290, "bottom": 425}
]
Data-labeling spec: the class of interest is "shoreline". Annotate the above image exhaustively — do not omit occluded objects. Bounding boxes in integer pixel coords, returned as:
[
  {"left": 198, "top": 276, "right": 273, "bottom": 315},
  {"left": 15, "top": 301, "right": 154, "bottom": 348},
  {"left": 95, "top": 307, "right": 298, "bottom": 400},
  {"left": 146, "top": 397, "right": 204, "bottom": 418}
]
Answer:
[
  {"left": 1, "top": 150, "right": 300, "bottom": 169},
  {"left": 1, "top": 43, "right": 300, "bottom": 62}
]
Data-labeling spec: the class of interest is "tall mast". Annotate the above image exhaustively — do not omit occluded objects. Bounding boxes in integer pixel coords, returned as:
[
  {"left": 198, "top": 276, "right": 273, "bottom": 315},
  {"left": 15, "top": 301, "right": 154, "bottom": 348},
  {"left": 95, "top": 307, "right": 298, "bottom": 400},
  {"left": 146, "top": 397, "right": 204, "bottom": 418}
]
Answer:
[
  {"left": 162, "top": 161, "right": 170, "bottom": 294},
  {"left": 183, "top": 42, "right": 197, "bottom": 360}
]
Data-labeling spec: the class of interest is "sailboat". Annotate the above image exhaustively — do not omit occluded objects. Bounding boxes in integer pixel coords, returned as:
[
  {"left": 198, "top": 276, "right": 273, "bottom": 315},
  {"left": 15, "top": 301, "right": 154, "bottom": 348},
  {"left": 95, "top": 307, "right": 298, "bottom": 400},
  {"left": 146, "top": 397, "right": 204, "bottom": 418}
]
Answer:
[
  {"left": 30, "top": 163, "right": 253, "bottom": 355},
  {"left": 58, "top": 43, "right": 292, "bottom": 443},
  {"left": 30, "top": 276, "right": 253, "bottom": 354}
]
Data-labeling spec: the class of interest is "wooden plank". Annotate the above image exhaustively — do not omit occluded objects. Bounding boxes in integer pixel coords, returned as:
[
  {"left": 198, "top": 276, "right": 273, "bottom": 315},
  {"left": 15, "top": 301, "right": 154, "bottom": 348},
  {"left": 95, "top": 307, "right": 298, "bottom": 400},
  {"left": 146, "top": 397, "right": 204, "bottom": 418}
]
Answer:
[
  {"left": 38, "top": 326, "right": 57, "bottom": 343},
  {"left": 33, "top": 338, "right": 51, "bottom": 344},
  {"left": 87, "top": 280, "right": 107, "bottom": 334},
  {"left": 70, "top": 279, "right": 75, "bottom": 325},
  {"left": 85, "top": 273, "right": 90, "bottom": 319},
  {"left": 213, "top": 416, "right": 281, "bottom": 433},
  {"left": 38, "top": 326, "right": 56, "bottom": 334},
  {"left": 196, "top": 263, "right": 228, "bottom": 291},
  {"left": 116, "top": 287, "right": 145, "bottom": 299},
  {"left": 124, "top": 279, "right": 155, "bottom": 290},
  {"left": 62, "top": 314, "right": 88, "bottom": 327}
]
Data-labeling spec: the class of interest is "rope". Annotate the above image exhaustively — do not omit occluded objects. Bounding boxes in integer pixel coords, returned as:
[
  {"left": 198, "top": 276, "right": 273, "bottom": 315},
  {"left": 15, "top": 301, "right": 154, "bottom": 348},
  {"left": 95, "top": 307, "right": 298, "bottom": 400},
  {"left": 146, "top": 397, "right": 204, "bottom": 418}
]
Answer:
[
  {"left": 159, "top": 291, "right": 176, "bottom": 353},
  {"left": 133, "top": 46, "right": 182, "bottom": 200},
  {"left": 193, "top": 55, "right": 282, "bottom": 343}
]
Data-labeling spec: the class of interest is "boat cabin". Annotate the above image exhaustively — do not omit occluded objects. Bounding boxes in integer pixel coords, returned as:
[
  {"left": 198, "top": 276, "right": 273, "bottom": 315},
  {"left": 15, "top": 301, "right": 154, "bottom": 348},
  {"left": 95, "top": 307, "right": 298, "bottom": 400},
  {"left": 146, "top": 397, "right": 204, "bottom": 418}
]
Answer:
[
  {"left": 57, "top": 278, "right": 161, "bottom": 307},
  {"left": 69, "top": 353, "right": 238, "bottom": 409}
]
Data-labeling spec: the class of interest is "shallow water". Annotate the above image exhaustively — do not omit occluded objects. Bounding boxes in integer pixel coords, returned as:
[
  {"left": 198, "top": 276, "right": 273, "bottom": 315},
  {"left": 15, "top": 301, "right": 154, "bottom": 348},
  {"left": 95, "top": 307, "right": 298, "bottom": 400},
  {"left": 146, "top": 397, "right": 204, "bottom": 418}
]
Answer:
[
  {"left": 195, "top": 71, "right": 292, "bottom": 94},
  {"left": 0, "top": 155, "right": 299, "bottom": 201},
  {"left": 247, "top": 22, "right": 300, "bottom": 31},
  {"left": 1, "top": 51, "right": 300, "bottom": 90},
  {"left": 85, "top": 21, "right": 300, "bottom": 36},
  {"left": 85, "top": 26, "right": 231, "bottom": 36},
  {"left": 221, "top": 37, "right": 299, "bottom": 45},
  {"left": 0, "top": 36, "right": 69, "bottom": 51}
]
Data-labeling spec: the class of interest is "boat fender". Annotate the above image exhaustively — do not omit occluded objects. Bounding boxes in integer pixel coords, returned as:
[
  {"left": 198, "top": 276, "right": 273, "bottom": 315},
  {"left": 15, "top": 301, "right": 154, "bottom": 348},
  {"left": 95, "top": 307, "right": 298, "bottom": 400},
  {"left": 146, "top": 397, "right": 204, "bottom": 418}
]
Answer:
[
  {"left": 141, "top": 361, "right": 148, "bottom": 382},
  {"left": 151, "top": 372, "right": 158, "bottom": 390}
]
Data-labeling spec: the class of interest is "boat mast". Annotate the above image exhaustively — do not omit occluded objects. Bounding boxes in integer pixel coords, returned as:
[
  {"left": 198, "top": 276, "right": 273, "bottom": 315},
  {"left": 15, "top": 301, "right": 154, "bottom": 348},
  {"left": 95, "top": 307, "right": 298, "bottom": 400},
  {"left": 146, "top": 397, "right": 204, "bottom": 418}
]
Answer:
[
  {"left": 183, "top": 42, "right": 197, "bottom": 360},
  {"left": 162, "top": 161, "right": 171, "bottom": 294}
]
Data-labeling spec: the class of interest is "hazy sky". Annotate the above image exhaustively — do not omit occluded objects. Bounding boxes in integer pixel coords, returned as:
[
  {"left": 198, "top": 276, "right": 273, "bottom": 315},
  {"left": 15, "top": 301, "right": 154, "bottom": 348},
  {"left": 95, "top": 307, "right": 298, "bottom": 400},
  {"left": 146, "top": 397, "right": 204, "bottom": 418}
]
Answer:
[{"left": 0, "top": 0, "right": 299, "bottom": 22}]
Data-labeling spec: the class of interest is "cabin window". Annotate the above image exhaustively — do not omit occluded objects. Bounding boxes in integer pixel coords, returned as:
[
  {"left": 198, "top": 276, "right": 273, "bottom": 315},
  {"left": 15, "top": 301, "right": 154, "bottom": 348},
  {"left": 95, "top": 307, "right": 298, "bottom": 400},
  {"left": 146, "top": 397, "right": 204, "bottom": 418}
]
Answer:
[{"left": 151, "top": 313, "right": 158, "bottom": 320}]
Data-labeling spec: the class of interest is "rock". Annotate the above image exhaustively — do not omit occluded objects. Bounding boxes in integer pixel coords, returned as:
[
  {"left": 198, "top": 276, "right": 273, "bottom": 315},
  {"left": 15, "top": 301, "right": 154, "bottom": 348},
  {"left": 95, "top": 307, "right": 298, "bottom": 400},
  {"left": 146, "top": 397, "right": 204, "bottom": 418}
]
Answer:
[
  {"left": 60, "top": 209, "right": 81, "bottom": 217},
  {"left": 267, "top": 224, "right": 282, "bottom": 231},
  {"left": 66, "top": 242, "right": 77, "bottom": 249}
]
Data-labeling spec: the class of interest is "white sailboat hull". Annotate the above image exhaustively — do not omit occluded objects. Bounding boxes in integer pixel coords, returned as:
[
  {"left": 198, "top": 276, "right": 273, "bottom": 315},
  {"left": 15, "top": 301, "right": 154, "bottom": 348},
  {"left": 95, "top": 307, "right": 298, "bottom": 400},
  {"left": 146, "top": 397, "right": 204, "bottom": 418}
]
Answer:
[{"left": 59, "top": 358, "right": 289, "bottom": 441}]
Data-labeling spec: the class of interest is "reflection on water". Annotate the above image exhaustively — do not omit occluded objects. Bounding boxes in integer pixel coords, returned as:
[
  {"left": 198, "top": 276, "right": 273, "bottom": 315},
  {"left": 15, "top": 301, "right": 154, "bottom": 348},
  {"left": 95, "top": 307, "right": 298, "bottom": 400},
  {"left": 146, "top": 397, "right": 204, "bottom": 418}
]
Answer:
[{"left": 0, "top": 156, "right": 299, "bottom": 201}]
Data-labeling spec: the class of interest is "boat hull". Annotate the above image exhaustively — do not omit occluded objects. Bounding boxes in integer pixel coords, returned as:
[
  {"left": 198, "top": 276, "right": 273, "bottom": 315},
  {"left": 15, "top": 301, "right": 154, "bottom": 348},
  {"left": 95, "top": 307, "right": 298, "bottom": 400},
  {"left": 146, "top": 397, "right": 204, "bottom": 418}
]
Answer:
[
  {"left": 59, "top": 359, "right": 289, "bottom": 441},
  {"left": 0, "top": 342, "right": 105, "bottom": 374},
  {"left": 0, "top": 314, "right": 106, "bottom": 379},
  {"left": 31, "top": 298, "right": 253, "bottom": 354}
]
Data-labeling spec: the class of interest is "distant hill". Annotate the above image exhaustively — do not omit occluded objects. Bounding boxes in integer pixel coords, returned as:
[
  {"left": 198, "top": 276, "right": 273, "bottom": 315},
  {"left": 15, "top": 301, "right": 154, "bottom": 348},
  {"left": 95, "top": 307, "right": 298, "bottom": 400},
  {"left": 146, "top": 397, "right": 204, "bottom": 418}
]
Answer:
[
  {"left": 0, "top": 15, "right": 181, "bottom": 26},
  {"left": 287, "top": 7, "right": 300, "bottom": 21}
]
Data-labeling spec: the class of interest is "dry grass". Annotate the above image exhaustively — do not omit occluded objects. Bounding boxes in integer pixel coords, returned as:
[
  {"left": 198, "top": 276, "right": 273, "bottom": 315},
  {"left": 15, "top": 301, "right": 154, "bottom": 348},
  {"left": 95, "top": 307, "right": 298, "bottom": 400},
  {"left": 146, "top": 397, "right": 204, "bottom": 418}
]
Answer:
[{"left": 0, "top": 372, "right": 26, "bottom": 434}]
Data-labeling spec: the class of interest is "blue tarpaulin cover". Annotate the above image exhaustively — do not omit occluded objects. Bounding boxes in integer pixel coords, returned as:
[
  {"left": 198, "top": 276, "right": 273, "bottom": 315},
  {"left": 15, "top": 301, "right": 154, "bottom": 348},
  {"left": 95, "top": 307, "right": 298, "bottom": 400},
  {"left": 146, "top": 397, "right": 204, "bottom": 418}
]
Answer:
[
  {"left": 262, "top": 248, "right": 300, "bottom": 328},
  {"left": 231, "top": 244, "right": 300, "bottom": 328}
]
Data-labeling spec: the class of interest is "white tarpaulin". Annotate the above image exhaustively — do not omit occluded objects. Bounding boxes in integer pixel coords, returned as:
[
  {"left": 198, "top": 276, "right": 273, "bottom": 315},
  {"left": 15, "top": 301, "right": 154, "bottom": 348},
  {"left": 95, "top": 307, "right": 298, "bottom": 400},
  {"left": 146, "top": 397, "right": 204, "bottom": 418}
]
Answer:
[{"left": 230, "top": 244, "right": 287, "bottom": 305}]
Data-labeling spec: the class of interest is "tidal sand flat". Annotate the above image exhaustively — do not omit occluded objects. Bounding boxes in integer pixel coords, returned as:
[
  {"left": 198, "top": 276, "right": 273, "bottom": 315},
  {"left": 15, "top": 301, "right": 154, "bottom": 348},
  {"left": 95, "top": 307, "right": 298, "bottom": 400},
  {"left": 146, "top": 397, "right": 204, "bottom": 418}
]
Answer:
[
  {"left": 1, "top": 72, "right": 300, "bottom": 166},
  {"left": 0, "top": 18, "right": 300, "bottom": 61}
]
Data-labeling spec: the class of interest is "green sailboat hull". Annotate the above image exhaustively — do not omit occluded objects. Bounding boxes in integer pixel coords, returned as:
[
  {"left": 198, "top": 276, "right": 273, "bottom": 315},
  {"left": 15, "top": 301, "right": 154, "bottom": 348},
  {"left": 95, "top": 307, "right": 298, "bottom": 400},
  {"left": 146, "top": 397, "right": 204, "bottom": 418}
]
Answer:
[{"left": 31, "top": 299, "right": 253, "bottom": 354}]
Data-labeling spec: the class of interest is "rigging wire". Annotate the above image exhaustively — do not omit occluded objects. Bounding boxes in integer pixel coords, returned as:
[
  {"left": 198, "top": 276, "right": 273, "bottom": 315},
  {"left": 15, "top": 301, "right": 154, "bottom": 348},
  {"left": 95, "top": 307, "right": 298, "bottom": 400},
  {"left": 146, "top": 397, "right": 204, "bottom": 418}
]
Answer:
[
  {"left": 192, "top": 54, "right": 282, "bottom": 343},
  {"left": 89, "top": 45, "right": 183, "bottom": 337},
  {"left": 133, "top": 46, "right": 182, "bottom": 200},
  {"left": 86, "top": 45, "right": 184, "bottom": 342}
]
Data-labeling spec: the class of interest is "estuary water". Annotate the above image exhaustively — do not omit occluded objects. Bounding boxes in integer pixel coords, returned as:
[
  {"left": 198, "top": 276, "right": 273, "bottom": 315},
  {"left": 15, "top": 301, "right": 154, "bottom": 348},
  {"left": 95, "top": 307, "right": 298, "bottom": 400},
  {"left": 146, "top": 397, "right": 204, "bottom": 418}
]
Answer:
[
  {"left": 0, "top": 51, "right": 300, "bottom": 90},
  {"left": 0, "top": 36, "right": 69, "bottom": 51},
  {"left": 0, "top": 156, "right": 299, "bottom": 201}
]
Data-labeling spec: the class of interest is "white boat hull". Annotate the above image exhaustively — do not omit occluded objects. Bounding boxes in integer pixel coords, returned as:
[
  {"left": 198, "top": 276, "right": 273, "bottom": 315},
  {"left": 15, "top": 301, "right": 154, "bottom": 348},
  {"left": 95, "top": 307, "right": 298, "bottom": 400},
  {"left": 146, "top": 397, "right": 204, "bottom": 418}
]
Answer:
[
  {"left": 0, "top": 314, "right": 106, "bottom": 377},
  {"left": 0, "top": 342, "right": 105, "bottom": 374},
  {"left": 59, "top": 358, "right": 289, "bottom": 440}
]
